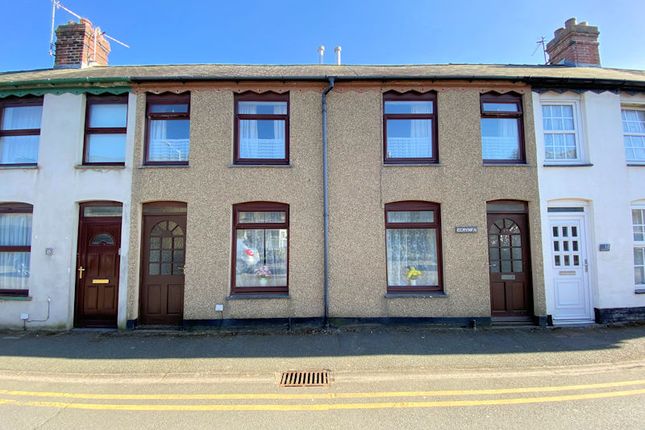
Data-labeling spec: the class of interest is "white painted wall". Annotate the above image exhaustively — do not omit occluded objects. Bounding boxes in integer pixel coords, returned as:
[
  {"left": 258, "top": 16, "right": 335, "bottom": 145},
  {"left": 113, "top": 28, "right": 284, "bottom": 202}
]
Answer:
[
  {"left": 0, "top": 92, "right": 135, "bottom": 329},
  {"left": 534, "top": 91, "right": 645, "bottom": 319}
]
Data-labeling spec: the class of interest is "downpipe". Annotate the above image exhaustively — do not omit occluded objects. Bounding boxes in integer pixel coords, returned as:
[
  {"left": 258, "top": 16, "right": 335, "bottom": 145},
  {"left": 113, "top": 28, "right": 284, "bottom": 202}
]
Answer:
[{"left": 322, "top": 77, "right": 335, "bottom": 328}]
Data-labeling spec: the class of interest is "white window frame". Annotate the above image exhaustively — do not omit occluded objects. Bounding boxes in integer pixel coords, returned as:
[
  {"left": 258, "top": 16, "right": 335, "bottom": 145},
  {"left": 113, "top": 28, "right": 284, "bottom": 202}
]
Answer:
[
  {"left": 621, "top": 106, "right": 645, "bottom": 165},
  {"left": 540, "top": 99, "right": 586, "bottom": 164},
  {"left": 633, "top": 205, "right": 645, "bottom": 292}
]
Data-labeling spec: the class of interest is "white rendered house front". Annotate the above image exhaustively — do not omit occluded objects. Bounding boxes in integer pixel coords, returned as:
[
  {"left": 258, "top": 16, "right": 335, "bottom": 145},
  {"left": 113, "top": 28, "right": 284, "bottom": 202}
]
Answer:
[{"left": 533, "top": 90, "right": 645, "bottom": 325}]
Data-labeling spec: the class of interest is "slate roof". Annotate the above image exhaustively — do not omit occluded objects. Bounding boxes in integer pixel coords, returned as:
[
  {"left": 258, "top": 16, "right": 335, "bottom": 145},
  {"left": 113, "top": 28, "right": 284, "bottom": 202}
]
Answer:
[{"left": 1, "top": 64, "right": 644, "bottom": 89}]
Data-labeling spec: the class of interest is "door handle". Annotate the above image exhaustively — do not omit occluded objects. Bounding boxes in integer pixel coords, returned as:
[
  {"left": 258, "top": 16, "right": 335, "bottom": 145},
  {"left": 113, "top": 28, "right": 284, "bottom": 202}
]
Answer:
[
  {"left": 584, "top": 259, "right": 588, "bottom": 273},
  {"left": 78, "top": 266, "right": 85, "bottom": 279}
]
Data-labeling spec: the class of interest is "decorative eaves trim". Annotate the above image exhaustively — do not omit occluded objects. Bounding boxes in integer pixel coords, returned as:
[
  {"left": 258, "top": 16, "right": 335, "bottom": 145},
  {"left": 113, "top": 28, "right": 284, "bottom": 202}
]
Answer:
[{"left": 0, "top": 86, "right": 130, "bottom": 98}]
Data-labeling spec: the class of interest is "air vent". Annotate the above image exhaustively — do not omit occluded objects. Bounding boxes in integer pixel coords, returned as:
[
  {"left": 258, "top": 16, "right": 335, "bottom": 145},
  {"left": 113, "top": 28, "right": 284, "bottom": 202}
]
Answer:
[{"left": 279, "top": 370, "right": 330, "bottom": 387}]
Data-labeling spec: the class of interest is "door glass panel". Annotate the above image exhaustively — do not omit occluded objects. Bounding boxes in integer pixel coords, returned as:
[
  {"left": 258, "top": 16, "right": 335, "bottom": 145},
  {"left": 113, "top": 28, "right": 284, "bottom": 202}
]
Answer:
[
  {"left": 90, "top": 233, "right": 115, "bottom": 245},
  {"left": 563, "top": 241, "right": 569, "bottom": 251},
  {"left": 571, "top": 226, "right": 578, "bottom": 237},
  {"left": 573, "top": 255, "right": 580, "bottom": 266},
  {"left": 148, "top": 220, "right": 186, "bottom": 276},
  {"left": 553, "top": 241, "right": 559, "bottom": 251},
  {"left": 489, "top": 218, "right": 523, "bottom": 275},
  {"left": 83, "top": 206, "right": 122, "bottom": 217},
  {"left": 564, "top": 255, "right": 570, "bottom": 266},
  {"left": 572, "top": 241, "right": 578, "bottom": 252},
  {"left": 552, "top": 226, "right": 559, "bottom": 237},
  {"left": 555, "top": 255, "right": 561, "bottom": 266},
  {"left": 562, "top": 226, "right": 568, "bottom": 237}
]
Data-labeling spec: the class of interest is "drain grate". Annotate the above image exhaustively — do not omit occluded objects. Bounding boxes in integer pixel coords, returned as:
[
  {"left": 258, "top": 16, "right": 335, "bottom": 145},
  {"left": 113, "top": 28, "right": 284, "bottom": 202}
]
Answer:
[{"left": 279, "top": 370, "right": 330, "bottom": 387}]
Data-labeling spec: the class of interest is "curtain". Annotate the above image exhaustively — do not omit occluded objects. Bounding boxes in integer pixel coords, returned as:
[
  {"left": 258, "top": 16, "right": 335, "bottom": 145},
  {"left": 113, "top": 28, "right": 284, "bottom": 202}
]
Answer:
[
  {"left": 236, "top": 229, "right": 287, "bottom": 287},
  {"left": 239, "top": 102, "right": 286, "bottom": 159},
  {"left": 2, "top": 106, "right": 42, "bottom": 130},
  {"left": 0, "top": 136, "right": 39, "bottom": 164},
  {"left": 386, "top": 228, "right": 438, "bottom": 286},
  {"left": 0, "top": 213, "right": 32, "bottom": 290},
  {"left": 149, "top": 120, "right": 189, "bottom": 161},
  {"left": 481, "top": 118, "right": 519, "bottom": 160},
  {"left": 409, "top": 102, "right": 432, "bottom": 157}
]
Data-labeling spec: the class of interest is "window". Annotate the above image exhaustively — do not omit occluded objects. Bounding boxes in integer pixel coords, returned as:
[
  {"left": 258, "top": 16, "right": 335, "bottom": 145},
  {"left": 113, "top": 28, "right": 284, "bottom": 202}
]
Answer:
[
  {"left": 383, "top": 91, "right": 437, "bottom": 163},
  {"left": 84, "top": 95, "right": 128, "bottom": 164},
  {"left": 542, "top": 103, "right": 582, "bottom": 162},
  {"left": 385, "top": 201, "right": 443, "bottom": 292},
  {"left": 145, "top": 93, "right": 190, "bottom": 165},
  {"left": 0, "top": 203, "right": 32, "bottom": 297},
  {"left": 480, "top": 93, "right": 525, "bottom": 163},
  {"left": 622, "top": 109, "right": 645, "bottom": 163},
  {"left": 0, "top": 98, "right": 43, "bottom": 165},
  {"left": 234, "top": 92, "right": 289, "bottom": 165},
  {"left": 633, "top": 207, "right": 645, "bottom": 289},
  {"left": 232, "top": 202, "right": 288, "bottom": 294}
]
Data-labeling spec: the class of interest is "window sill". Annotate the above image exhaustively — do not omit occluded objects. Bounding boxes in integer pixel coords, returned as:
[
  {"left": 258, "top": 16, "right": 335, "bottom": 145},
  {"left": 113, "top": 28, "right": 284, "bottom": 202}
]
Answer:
[
  {"left": 635, "top": 288, "right": 645, "bottom": 295},
  {"left": 384, "top": 292, "right": 448, "bottom": 299},
  {"left": 0, "top": 165, "right": 38, "bottom": 170},
  {"left": 75, "top": 164, "right": 126, "bottom": 170},
  {"left": 0, "top": 295, "right": 32, "bottom": 301},
  {"left": 482, "top": 163, "right": 532, "bottom": 167},
  {"left": 226, "top": 294, "right": 290, "bottom": 300},
  {"left": 543, "top": 163, "right": 593, "bottom": 168},
  {"left": 627, "top": 163, "right": 645, "bottom": 167},
  {"left": 138, "top": 164, "right": 190, "bottom": 169},
  {"left": 383, "top": 163, "right": 442, "bottom": 167},
  {"left": 228, "top": 164, "right": 293, "bottom": 169}
]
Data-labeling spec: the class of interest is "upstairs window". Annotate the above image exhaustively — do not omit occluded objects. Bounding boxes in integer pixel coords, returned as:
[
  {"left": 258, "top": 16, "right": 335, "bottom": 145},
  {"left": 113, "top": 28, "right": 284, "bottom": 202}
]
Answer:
[
  {"left": 385, "top": 201, "right": 443, "bottom": 293},
  {"left": 232, "top": 202, "right": 289, "bottom": 294},
  {"left": 622, "top": 109, "right": 645, "bottom": 163},
  {"left": 383, "top": 91, "right": 437, "bottom": 164},
  {"left": 234, "top": 92, "right": 289, "bottom": 165},
  {"left": 542, "top": 103, "right": 582, "bottom": 162},
  {"left": 145, "top": 93, "right": 190, "bottom": 165},
  {"left": 84, "top": 95, "right": 128, "bottom": 165},
  {"left": 480, "top": 93, "right": 525, "bottom": 163},
  {"left": 0, "top": 203, "right": 32, "bottom": 297},
  {"left": 0, "top": 98, "right": 43, "bottom": 166}
]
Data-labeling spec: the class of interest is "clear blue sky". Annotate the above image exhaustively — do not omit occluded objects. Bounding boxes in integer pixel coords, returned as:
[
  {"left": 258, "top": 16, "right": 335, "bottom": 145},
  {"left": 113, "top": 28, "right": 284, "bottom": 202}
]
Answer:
[{"left": 1, "top": 0, "right": 644, "bottom": 72}]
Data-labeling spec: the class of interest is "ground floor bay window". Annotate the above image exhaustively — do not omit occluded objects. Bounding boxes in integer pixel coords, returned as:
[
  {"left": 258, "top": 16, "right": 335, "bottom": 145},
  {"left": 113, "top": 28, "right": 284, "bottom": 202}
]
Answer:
[
  {"left": 232, "top": 202, "right": 288, "bottom": 294},
  {"left": 385, "top": 201, "right": 443, "bottom": 293},
  {"left": 633, "top": 207, "right": 645, "bottom": 292},
  {"left": 0, "top": 203, "right": 32, "bottom": 297}
]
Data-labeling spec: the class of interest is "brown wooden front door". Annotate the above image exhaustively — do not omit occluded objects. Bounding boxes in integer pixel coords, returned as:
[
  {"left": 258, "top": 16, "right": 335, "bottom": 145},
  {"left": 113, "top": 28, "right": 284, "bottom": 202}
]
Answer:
[
  {"left": 140, "top": 211, "right": 186, "bottom": 325},
  {"left": 487, "top": 212, "right": 533, "bottom": 318},
  {"left": 74, "top": 205, "right": 122, "bottom": 328}
]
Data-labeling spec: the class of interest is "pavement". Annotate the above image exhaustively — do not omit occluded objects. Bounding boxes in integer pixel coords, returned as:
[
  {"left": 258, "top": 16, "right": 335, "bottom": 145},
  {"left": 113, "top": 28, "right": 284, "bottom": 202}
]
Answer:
[
  {"left": 0, "top": 323, "right": 644, "bottom": 379},
  {"left": 0, "top": 324, "right": 644, "bottom": 429}
]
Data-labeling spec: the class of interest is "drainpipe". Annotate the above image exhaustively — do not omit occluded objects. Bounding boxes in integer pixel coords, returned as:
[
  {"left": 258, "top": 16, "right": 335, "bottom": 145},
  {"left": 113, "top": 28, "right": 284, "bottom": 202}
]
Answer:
[{"left": 322, "top": 77, "right": 335, "bottom": 327}]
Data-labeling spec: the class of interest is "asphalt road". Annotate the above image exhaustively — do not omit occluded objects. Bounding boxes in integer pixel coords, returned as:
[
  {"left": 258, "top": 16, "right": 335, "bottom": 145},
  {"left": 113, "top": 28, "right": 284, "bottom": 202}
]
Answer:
[{"left": 0, "top": 325, "right": 644, "bottom": 429}]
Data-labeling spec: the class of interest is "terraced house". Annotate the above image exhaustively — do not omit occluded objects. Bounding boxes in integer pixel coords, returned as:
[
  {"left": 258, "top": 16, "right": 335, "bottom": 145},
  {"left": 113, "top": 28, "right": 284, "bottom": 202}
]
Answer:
[{"left": 0, "top": 18, "right": 643, "bottom": 329}]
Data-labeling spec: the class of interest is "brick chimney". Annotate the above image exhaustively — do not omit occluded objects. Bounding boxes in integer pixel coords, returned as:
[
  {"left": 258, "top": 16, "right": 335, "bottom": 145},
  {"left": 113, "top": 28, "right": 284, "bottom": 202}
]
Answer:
[
  {"left": 546, "top": 18, "right": 600, "bottom": 66},
  {"left": 54, "top": 18, "right": 111, "bottom": 68}
]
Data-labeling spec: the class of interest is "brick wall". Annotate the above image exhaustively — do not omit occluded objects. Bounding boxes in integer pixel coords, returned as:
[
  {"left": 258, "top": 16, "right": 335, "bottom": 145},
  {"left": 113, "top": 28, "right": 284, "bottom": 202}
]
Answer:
[{"left": 54, "top": 18, "right": 111, "bottom": 68}]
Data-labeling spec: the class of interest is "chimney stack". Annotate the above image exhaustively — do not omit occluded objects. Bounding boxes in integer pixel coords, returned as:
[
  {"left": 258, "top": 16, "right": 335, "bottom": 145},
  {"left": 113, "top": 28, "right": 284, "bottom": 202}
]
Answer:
[
  {"left": 546, "top": 18, "right": 600, "bottom": 66},
  {"left": 54, "top": 18, "right": 111, "bottom": 68},
  {"left": 334, "top": 46, "right": 342, "bottom": 65}
]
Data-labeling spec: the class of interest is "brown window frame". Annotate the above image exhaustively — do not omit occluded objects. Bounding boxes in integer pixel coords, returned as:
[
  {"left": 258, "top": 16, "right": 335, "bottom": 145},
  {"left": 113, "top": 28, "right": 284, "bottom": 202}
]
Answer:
[
  {"left": 231, "top": 201, "right": 289, "bottom": 295},
  {"left": 0, "top": 203, "right": 33, "bottom": 297},
  {"left": 144, "top": 93, "right": 191, "bottom": 166},
  {"left": 384, "top": 201, "right": 443, "bottom": 293},
  {"left": 0, "top": 97, "right": 43, "bottom": 167},
  {"left": 383, "top": 91, "right": 438, "bottom": 164},
  {"left": 234, "top": 92, "right": 290, "bottom": 165},
  {"left": 480, "top": 92, "right": 526, "bottom": 164},
  {"left": 83, "top": 95, "right": 128, "bottom": 166}
]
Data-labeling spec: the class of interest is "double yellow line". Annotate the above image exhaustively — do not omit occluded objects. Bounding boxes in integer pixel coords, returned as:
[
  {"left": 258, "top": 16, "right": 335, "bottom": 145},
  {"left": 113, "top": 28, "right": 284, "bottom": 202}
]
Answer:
[{"left": 0, "top": 379, "right": 644, "bottom": 411}]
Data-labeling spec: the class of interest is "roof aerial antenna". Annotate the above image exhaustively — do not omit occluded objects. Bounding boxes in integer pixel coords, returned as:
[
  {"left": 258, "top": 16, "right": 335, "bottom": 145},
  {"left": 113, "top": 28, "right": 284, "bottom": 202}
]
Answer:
[
  {"left": 532, "top": 36, "right": 547, "bottom": 65},
  {"left": 48, "top": 0, "right": 130, "bottom": 59}
]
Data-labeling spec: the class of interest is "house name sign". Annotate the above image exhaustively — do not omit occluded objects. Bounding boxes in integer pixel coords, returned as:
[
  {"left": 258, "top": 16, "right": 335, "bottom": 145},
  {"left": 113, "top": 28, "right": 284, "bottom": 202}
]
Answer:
[{"left": 455, "top": 226, "right": 478, "bottom": 233}]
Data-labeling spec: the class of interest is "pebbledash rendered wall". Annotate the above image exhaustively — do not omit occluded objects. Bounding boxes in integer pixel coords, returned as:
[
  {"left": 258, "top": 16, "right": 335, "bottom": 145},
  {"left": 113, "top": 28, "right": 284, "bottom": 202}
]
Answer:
[
  {"left": 126, "top": 81, "right": 546, "bottom": 324},
  {"left": 126, "top": 84, "right": 326, "bottom": 323},
  {"left": 327, "top": 83, "right": 545, "bottom": 320}
]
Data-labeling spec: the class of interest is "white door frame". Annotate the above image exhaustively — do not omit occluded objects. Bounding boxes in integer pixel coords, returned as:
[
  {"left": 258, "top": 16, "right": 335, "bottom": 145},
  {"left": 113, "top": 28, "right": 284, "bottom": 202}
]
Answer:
[{"left": 547, "top": 208, "right": 594, "bottom": 324}]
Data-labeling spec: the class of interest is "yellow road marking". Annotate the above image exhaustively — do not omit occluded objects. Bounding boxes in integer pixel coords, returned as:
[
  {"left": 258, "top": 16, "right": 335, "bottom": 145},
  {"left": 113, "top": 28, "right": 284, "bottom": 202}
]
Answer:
[
  {"left": 0, "top": 389, "right": 643, "bottom": 411},
  {"left": 0, "top": 379, "right": 643, "bottom": 401}
]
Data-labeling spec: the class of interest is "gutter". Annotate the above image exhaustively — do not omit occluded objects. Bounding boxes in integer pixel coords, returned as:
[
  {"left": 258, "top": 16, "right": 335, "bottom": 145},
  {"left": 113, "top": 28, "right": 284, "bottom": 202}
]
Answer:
[{"left": 322, "top": 77, "right": 335, "bottom": 327}]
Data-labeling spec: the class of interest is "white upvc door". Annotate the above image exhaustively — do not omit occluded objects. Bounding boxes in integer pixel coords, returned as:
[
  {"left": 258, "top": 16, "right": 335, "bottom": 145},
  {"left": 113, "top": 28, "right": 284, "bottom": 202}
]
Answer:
[{"left": 548, "top": 213, "right": 593, "bottom": 323}]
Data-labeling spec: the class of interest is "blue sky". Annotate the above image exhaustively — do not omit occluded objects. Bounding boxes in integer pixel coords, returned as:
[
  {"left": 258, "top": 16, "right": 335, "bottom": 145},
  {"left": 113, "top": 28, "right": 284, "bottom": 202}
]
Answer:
[{"left": 1, "top": 0, "right": 644, "bottom": 72}]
